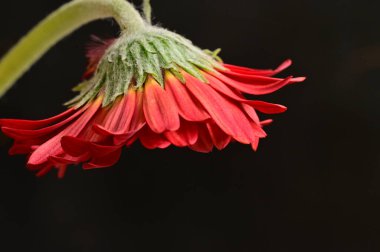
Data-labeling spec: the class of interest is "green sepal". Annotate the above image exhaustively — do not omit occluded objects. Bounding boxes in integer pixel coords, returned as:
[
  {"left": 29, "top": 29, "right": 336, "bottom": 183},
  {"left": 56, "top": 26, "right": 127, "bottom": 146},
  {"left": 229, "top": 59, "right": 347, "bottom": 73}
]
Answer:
[
  {"left": 68, "top": 26, "right": 224, "bottom": 107},
  {"left": 204, "top": 48, "right": 224, "bottom": 63}
]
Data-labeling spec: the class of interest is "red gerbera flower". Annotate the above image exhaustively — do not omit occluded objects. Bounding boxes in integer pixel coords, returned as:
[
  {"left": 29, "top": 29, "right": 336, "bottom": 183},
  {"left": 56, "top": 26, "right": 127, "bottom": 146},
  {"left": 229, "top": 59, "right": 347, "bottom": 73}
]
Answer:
[{"left": 0, "top": 26, "right": 304, "bottom": 178}]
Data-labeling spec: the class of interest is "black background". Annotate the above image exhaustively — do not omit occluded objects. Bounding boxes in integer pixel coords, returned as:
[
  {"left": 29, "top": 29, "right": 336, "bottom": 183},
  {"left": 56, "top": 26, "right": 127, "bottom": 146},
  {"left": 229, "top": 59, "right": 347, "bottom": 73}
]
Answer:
[{"left": 0, "top": 0, "right": 379, "bottom": 251}]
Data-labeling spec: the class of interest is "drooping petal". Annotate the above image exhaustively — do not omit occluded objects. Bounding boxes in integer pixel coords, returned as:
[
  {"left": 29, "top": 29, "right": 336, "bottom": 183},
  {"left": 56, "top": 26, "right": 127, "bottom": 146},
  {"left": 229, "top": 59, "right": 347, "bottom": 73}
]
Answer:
[
  {"left": 164, "top": 120, "right": 198, "bottom": 147},
  {"left": 213, "top": 73, "right": 293, "bottom": 95},
  {"left": 60, "top": 136, "right": 88, "bottom": 157},
  {"left": 261, "top": 119, "right": 273, "bottom": 126},
  {"left": 1, "top": 107, "right": 87, "bottom": 140},
  {"left": 222, "top": 59, "right": 292, "bottom": 77},
  {"left": 165, "top": 72, "right": 209, "bottom": 122},
  {"left": 93, "top": 97, "right": 126, "bottom": 134},
  {"left": 189, "top": 124, "right": 213, "bottom": 153},
  {"left": 214, "top": 69, "right": 304, "bottom": 86},
  {"left": 87, "top": 142, "right": 122, "bottom": 158},
  {"left": 83, "top": 149, "right": 122, "bottom": 170},
  {"left": 9, "top": 144, "right": 36, "bottom": 155},
  {"left": 61, "top": 134, "right": 123, "bottom": 172},
  {"left": 241, "top": 103, "right": 260, "bottom": 124},
  {"left": 139, "top": 126, "right": 171, "bottom": 149},
  {"left": 93, "top": 89, "right": 146, "bottom": 146},
  {"left": 112, "top": 90, "right": 136, "bottom": 133},
  {"left": 0, "top": 108, "right": 76, "bottom": 130},
  {"left": 251, "top": 136, "right": 260, "bottom": 151},
  {"left": 209, "top": 70, "right": 305, "bottom": 95},
  {"left": 27, "top": 97, "right": 102, "bottom": 168},
  {"left": 93, "top": 90, "right": 136, "bottom": 137},
  {"left": 143, "top": 78, "right": 180, "bottom": 133},
  {"left": 184, "top": 72, "right": 265, "bottom": 143},
  {"left": 60, "top": 110, "right": 123, "bottom": 168},
  {"left": 248, "top": 101, "right": 287, "bottom": 114},
  {"left": 57, "top": 166, "right": 68, "bottom": 179},
  {"left": 127, "top": 89, "right": 146, "bottom": 133},
  {"left": 206, "top": 121, "right": 231, "bottom": 150},
  {"left": 205, "top": 72, "right": 246, "bottom": 99},
  {"left": 49, "top": 154, "right": 89, "bottom": 167},
  {"left": 8, "top": 137, "right": 46, "bottom": 155},
  {"left": 205, "top": 72, "right": 287, "bottom": 114},
  {"left": 112, "top": 89, "right": 146, "bottom": 145},
  {"left": 34, "top": 164, "right": 54, "bottom": 177}
]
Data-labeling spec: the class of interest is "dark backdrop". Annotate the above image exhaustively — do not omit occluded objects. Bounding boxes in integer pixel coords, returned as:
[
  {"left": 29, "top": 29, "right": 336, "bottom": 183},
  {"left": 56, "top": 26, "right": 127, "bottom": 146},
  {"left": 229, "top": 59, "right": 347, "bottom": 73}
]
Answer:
[{"left": 0, "top": 0, "right": 379, "bottom": 251}]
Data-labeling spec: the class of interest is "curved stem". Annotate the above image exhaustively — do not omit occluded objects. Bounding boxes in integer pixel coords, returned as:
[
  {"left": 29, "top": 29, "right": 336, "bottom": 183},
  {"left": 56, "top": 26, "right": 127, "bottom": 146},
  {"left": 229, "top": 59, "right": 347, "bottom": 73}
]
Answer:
[
  {"left": 143, "top": 0, "right": 152, "bottom": 24},
  {"left": 0, "top": 0, "right": 146, "bottom": 98}
]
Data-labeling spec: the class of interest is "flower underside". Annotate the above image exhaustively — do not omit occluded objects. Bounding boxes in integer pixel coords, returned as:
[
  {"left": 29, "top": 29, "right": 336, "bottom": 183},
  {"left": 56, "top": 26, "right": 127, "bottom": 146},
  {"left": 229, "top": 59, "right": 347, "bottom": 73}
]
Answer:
[
  {"left": 0, "top": 20, "right": 305, "bottom": 178},
  {"left": 67, "top": 27, "right": 222, "bottom": 107}
]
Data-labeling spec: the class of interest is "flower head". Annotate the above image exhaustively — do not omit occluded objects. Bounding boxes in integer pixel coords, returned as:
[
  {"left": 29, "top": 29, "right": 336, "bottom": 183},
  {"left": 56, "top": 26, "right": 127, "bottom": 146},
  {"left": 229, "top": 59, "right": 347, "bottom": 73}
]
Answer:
[{"left": 0, "top": 17, "right": 304, "bottom": 178}]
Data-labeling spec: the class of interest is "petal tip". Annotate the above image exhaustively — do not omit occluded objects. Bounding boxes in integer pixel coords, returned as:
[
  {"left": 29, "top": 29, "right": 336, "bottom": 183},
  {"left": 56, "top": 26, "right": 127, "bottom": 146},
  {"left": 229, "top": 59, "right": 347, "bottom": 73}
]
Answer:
[
  {"left": 276, "top": 59, "right": 293, "bottom": 72},
  {"left": 291, "top": 77, "right": 306, "bottom": 83}
]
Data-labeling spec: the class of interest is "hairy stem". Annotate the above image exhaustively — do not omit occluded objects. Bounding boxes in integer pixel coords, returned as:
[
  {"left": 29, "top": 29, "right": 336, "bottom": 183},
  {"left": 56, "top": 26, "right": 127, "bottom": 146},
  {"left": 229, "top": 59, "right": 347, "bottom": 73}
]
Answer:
[
  {"left": 143, "top": 0, "right": 152, "bottom": 24},
  {"left": 0, "top": 0, "right": 146, "bottom": 98}
]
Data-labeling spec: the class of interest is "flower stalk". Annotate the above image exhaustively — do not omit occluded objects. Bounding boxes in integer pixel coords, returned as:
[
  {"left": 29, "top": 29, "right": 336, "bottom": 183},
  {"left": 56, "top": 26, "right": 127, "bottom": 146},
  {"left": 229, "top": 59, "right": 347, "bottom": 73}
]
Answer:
[
  {"left": 0, "top": 0, "right": 146, "bottom": 98},
  {"left": 143, "top": 0, "right": 152, "bottom": 24}
]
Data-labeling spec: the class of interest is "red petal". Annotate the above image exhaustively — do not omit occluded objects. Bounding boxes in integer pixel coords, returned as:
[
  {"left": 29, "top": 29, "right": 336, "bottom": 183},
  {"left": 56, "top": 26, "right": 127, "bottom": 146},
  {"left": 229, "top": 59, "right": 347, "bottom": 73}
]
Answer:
[
  {"left": 165, "top": 72, "right": 209, "bottom": 122},
  {"left": 49, "top": 154, "right": 89, "bottom": 166},
  {"left": 215, "top": 68, "right": 303, "bottom": 86},
  {"left": 57, "top": 166, "right": 67, "bottom": 179},
  {"left": 164, "top": 120, "right": 198, "bottom": 147},
  {"left": 61, "top": 136, "right": 122, "bottom": 158},
  {"left": 9, "top": 143, "right": 35, "bottom": 155},
  {"left": 114, "top": 90, "right": 136, "bottom": 133},
  {"left": 94, "top": 97, "right": 126, "bottom": 134},
  {"left": 88, "top": 142, "right": 122, "bottom": 157},
  {"left": 61, "top": 136, "right": 89, "bottom": 157},
  {"left": 205, "top": 72, "right": 246, "bottom": 100},
  {"left": 94, "top": 91, "right": 136, "bottom": 135},
  {"left": 27, "top": 98, "right": 102, "bottom": 167},
  {"left": 83, "top": 149, "right": 122, "bottom": 170},
  {"left": 189, "top": 124, "right": 213, "bottom": 153},
  {"left": 205, "top": 73, "right": 287, "bottom": 115},
  {"left": 210, "top": 70, "right": 305, "bottom": 95},
  {"left": 139, "top": 127, "right": 171, "bottom": 149},
  {"left": 251, "top": 136, "right": 260, "bottom": 151},
  {"left": 83, "top": 36, "right": 115, "bottom": 79},
  {"left": 214, "top": 73, "right": 294, "bottom": 95},
  {"left": 241, "top": 104, "right": 260, "bottom": 124},
  {"left": 35, "top": 164, "right": 53, "bottom": 177},
  {"left": 206, "top": 121, "right": 231, "bottom": 150},
  {"left": 143, "top": 78, "right": 180, "bottom": 133},
  {"left": 261, "top": 119, "right": 273, "bottom": 126},
  {"left": 93, "top": 90, "right": 143, "bottom": 145},
  {"left": 185, "top": 73, "right": 265, "bottom": 143},
  {"left": 125, "top": 134, "right": 139, "bottom": 147},
  {"left": 222, "top": 59, "right": 292, "bottom": 77},
  {"left": 1, "top": 107, "right": 86, "bottom": 140},
  {"left": 112, "top": 90, "right": 146, "bottom": 146},
  {"left": 7, "top": 137, "right": 43, "bottom": 155},
  {"left": 249, "top": 101, "right": 287, "bottom": 114},
  {"left": 0, "top": 108, "right": 76, "bottom": 130},
  {"left": 128, "top": 89, "right": 146, "bottom": 133}
]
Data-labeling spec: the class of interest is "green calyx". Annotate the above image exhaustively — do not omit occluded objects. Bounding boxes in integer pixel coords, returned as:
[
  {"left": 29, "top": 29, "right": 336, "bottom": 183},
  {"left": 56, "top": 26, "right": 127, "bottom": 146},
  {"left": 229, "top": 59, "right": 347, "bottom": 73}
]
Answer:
[{"left": 67, "top": 26, "right": 224, "bottom": 108}]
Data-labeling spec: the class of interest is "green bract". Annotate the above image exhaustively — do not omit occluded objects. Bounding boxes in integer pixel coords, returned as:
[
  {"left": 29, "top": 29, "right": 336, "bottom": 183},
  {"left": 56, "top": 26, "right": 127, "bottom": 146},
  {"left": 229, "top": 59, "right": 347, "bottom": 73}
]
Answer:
[{"left": 67, "top": 27, "right": 223, "bottom": 107}]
